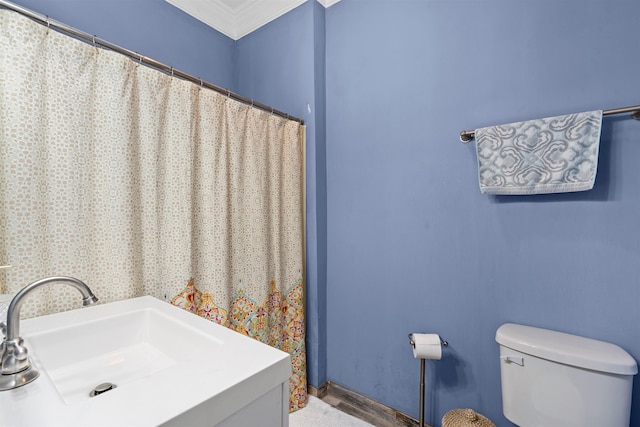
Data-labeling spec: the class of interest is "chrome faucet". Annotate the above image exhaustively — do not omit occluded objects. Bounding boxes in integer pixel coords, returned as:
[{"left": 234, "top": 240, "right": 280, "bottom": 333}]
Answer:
[{"left": 0, "top": 276, "right": 98, "bottom": 391}]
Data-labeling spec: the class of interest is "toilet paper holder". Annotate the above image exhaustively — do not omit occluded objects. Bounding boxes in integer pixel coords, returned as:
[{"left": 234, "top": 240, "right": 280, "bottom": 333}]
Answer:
[
  {"left": 408, "top": 333, "right": 448, "bottom": 349},
  {"left": 408, "top": 333, "right": 447, "bottom": 427}
]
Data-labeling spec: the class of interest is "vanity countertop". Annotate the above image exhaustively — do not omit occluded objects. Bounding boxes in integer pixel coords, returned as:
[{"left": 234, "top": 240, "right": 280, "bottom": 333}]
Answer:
[{"left": 0, "top": 296, "right": 291, "bottom": 427}]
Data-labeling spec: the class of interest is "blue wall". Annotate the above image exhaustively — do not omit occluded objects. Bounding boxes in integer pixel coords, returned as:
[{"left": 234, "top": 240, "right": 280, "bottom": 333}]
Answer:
[{"left": 325, "top": 0, "right": 640, "bottom": 425}]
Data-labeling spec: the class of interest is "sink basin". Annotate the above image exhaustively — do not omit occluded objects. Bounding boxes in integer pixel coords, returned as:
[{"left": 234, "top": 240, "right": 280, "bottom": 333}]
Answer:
[
  {"left": 27, "top": 305, "right": 223, "bottom": 405},
  {"left": 0, "top": 296, "right": 291, "bottom": 426}
]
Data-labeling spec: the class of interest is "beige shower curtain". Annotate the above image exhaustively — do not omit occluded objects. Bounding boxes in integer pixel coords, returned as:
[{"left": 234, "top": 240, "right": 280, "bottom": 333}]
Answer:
[{"left": 0, "top": 10, "right": 306, "bottom": 410}]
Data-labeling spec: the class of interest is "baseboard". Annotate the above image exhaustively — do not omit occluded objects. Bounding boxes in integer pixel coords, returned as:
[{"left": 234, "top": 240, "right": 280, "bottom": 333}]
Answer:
[
  {"left": 308, "top": 382, "right": 431, "bottom": 427},
  {"left": 307, "top": 382, "right": 328, "bottom": 399}
]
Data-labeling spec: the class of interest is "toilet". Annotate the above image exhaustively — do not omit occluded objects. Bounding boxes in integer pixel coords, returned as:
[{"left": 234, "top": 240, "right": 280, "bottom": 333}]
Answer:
[{"left": 496, "top": 323, "right": 637, "bottom": 427}]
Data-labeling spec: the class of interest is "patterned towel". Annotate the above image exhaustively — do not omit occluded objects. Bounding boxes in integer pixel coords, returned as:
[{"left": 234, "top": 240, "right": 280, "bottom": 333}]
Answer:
[{"left": 475, "top": 110, "right": 603, "bottom": 195}]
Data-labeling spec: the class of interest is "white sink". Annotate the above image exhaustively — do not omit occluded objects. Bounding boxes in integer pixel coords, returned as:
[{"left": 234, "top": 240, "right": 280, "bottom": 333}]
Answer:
[
  {"left": 27, "top": 305, "right": 223, "bottom": 405},
  {"left": 0, "top": 296, "right": 291, "bottom": 427}
]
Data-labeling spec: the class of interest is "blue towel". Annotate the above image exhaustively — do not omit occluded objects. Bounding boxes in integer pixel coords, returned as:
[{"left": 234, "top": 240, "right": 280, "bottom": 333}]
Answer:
[{"left": 475, "top": 110, "right": 603, "bottom": 195}]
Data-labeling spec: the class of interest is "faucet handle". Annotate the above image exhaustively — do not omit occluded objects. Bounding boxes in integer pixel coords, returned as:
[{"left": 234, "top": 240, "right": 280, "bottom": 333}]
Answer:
[{"left": 0, "top": 322, "right": 5, "bottom": 339}]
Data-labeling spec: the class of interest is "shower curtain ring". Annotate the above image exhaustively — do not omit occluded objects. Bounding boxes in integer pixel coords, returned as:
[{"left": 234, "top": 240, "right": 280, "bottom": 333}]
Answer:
[{"left": 45, "top": 15, "right": 50, "bottom": 31}]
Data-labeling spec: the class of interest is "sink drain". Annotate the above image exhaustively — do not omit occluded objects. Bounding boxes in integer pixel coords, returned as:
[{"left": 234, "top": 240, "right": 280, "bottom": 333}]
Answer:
[{"left": 89, "top": 382, "right": 117, "bottom": 397}]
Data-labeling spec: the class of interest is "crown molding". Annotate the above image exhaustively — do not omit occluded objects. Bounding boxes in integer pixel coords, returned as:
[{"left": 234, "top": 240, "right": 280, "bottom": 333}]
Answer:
[
  {"left": 167, "top": 0, "right": 313, "bottom": 40},
  {"left": 317, "top": 0, "right": 342, "bottom": 7},
  {"left": 166, "top": 0, "right": 236, "bottom": 38},
  {"left": 235, "top": 0, "right": 307, "bottom": 39},
  {"left": 166, "top": 0, "right": 343, "bottom": 40}
]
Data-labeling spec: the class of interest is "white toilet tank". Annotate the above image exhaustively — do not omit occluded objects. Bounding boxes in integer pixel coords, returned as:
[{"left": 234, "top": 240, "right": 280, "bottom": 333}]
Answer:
[{"left": 496, "top": 323, "right": 637, "bottom": 427}]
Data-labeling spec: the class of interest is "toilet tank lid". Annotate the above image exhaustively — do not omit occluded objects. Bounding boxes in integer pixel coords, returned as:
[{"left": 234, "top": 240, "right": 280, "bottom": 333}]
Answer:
[{"left": 496, "top": 323, "right": 638, "bottom": 375}]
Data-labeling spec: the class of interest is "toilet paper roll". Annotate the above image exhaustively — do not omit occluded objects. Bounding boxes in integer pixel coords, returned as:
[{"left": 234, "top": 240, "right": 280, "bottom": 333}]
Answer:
[{"left": 410, "top": 333, "right": 442, "bottom": 360}]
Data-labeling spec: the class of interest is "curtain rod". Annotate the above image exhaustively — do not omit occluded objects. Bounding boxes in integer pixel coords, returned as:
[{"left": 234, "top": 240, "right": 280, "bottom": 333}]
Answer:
[
  {"left": 0, "top": 0, "right": 304, "bottom": 126},
  {"left": 459, "top": 105, "right": 640, "bottom": 143}
]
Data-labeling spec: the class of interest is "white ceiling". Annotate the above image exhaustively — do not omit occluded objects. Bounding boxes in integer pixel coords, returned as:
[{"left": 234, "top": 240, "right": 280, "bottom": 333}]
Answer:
[{"left": 165, "top": 0, "right": 342, "bottom": 40}]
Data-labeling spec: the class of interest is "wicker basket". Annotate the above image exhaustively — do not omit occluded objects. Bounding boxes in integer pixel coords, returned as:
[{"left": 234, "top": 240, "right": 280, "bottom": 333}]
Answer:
[{"left": 441, "top": 408, "right": 496, "bottom": 427}]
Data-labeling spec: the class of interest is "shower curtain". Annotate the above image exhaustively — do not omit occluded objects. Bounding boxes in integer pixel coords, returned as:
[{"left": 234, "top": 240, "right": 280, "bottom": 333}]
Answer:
[{"left": 0, "top": 10, "right": 307, "bottom": 410}]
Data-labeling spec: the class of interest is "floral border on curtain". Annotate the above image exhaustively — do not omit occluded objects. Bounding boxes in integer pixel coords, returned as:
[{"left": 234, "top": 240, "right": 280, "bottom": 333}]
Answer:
[{"left": 171, "top": 277, "right": 307, "bottom": 411}]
